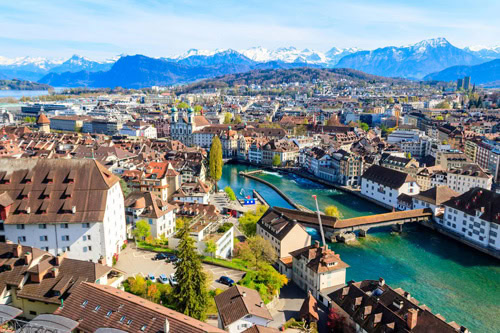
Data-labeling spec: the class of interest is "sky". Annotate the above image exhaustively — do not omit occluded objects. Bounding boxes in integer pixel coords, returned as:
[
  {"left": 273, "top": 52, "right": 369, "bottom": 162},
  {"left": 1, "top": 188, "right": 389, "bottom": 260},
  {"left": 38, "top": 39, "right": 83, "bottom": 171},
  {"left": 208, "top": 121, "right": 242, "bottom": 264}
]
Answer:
[{"left": 1, "top": 0, "right": 499, "bottom": 60}]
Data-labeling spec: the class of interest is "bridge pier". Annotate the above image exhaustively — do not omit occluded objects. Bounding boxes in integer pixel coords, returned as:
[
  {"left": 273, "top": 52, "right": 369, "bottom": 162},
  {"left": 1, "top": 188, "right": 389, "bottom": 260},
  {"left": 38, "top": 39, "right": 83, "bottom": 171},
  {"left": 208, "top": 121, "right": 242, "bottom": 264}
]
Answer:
[
  {"left": 359, "top": 229, "right": 368, "bottom": 237},
  {"left": 392, "top": 223, "right": 403, "bottom": 233}
]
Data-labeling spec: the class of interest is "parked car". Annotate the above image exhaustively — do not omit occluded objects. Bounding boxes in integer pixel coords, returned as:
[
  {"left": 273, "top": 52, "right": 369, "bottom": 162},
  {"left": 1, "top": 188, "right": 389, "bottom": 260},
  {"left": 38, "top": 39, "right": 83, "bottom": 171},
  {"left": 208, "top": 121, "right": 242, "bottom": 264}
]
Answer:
[
  {"left": 153, "top": 253, "right": 167, "bottom": 261},
  {"left": 165, "top": 254, "right": 177, "bottom": 263},
  {"left": 158, "top": 274, "right": 169, "bottom": 284},
  {"left": 147, "top": 274, "right": 156, "bottom": 282},
  {"left": 219, "top": 276, "right": 234, "bottom": 286},
  {"left": 169, "top": 273, "right": 178, "bottom": 286}
]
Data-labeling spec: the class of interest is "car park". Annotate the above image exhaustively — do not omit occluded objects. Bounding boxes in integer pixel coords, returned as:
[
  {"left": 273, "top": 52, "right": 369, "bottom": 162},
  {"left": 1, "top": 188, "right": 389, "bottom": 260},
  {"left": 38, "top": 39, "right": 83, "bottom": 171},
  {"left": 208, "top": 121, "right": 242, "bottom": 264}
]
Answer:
[
  {"left": 153, "top": 253, "right": 167, "bottom": 261},
  {"left": 169, "top": 273, "right": 178, "bottom": 286},
  {"left": 158, "top": 274, "right": 169, "bottom": 284},
  {"left": 219, "top": 276, "right": 234, "bottom": 286},
  {"left": 165, "top": 254, "right": 177, "bottom": 263}
]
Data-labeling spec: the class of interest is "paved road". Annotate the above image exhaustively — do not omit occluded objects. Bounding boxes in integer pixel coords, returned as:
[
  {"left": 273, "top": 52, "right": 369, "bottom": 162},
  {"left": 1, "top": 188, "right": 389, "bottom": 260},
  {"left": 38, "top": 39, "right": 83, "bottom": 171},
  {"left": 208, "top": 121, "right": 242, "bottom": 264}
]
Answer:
[{"left": 115, "top": 245, "right": 245, "bottom": 290}]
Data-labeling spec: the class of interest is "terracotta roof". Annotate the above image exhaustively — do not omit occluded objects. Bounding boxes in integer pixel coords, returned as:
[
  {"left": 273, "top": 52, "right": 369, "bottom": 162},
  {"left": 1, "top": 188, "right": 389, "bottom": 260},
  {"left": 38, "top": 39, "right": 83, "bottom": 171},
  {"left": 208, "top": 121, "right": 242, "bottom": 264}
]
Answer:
[
  {"left": 37, "top": 113, "right": 50, "bottom": 125},
  {"left": 257, "top": 207, "right": 309, "bottom": 241},
  {"left": 214, "top": 285, "right": 273, "bottom": 328},
  {"left": 299, "top": 292, "right": 319, "bottom": 322},
  {"left": 54, "top": 283, "right": 224, "bottom": 333},
  {"left": 289, "top": 243, "right": 349, "bottom": 274},
  {"left": 242, "top": 325, "right": 279, "bottom": 333},
  {"left": 412, "top": 186, "right": 458, "bottom": 206},
  {"left": 0, "top": 159, "right": 119, "bottom": 225},
  {"left": 335, "top": 209, "right": 432, "bottom": 229}
]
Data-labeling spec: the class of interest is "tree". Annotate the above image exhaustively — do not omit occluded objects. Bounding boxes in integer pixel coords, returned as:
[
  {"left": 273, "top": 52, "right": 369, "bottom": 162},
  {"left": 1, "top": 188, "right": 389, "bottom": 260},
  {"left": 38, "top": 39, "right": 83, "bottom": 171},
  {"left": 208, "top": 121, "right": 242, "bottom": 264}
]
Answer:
[
  {"left": 128, "top": 275, "right": 147, "bottom": 297},
  {"left": 193, "top": 105, "right": 203, "bottom": 114},
  {"left": 358, "top": 121, "right": 369, "bottom": 132},
  {"left": 295, "top": 125, "right": 307, "bottom": 136},
  {"left": 209, "top": 136, "right": 223, "bottom": 188},
  {"left": 177, "top": 101, "right": 189, "bottom": 109},
  {"left": 326, "top": 307, "right": 347, "bottom": 333},
  {"left": 224, "top": 186, "right": 237, "bottom": 201},
  {"left": 205, "top": 240, "right": 217, "bottom": 258},
  {"left": 119, "top": 178, "right": 131, "bottom": 197},
  {"left": 236, "top": 235, "right": 277, "bottom": 268},
  {"left": 435, "top": 115, "right": 444, "bottom": 120},
  {"left": 272, "top": 154, "right": 281, "bottom": 167},
  {"left": 224, "top": 112, "right": 233, "bottom": 124},
  {"left": 325, "top": 205, "right": 343, "bottom": 219},
  {"left": 238, "top": 205, "right": 268, "bottom": 236},
  {"left": 133, "top": 220, "right": 151, "bottom": 241},
  {"left": 233, "top": 114, "right": 242, "bottom": 124},
  {"left": 435, "top": 101, "right": 451, "bottom": 109},
  {"left": 406, "top": 152, "right": 412, "bottom": 159},
  {"left": 146, "top": 284, "right": 160, "bottom": 303},
  {"left": 238, "top": 263, "right": 287, "bottom": 302},
  {"left": 176, "top": 217, "right": 189, "bottom": 230},
  {"left": 327, "top": 116, "right": 340, "bottom": 126},
  {"left": 386, "top": 97, "right": 395, "bottom": 104},
  {"left": 172, "top": 223, "right": 209, "bottom": 320}
]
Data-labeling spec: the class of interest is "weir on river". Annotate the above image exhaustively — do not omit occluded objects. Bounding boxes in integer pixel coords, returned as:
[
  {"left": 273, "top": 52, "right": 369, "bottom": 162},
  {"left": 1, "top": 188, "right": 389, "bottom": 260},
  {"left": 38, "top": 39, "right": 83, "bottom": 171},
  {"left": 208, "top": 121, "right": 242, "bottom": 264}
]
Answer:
[{"left": 219, "top": 163, "right": 500, "bottom": 333}]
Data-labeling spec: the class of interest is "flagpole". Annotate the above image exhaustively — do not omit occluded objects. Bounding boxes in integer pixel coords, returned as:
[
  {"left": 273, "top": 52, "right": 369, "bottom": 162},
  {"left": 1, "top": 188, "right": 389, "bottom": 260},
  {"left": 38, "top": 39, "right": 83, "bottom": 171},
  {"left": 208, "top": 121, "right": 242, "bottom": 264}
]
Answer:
[{"left": 312, "top": 195, "right": 327, "bottom": 247}]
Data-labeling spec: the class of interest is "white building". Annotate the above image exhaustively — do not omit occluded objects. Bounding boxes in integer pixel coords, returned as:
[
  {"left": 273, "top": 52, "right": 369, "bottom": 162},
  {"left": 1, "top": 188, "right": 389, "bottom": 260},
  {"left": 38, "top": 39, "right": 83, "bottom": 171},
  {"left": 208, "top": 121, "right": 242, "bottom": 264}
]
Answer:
[
  {"left": 361, "top": 165, "right": 420, "bottom": 208},
  {"left": 124, "top": 192, "right": 176, "bottom": 239},
  {"left": 170, "top": 107, "right": 210, "bottom": 146},
  {"left": 0, "top": 159, "right": 126, "bottom": 266},
  {"left": 290, "top": 242, "right": 349, "bottom": 307},
  {"left": 214, "top": 285, "right": 274, "bottom": 333},
  {"left": 119, "top": 121, "right": 157, "bottom": 138},
  {"left": 446, "top": 164, "right": 493, "bottom": 194},
  {"left": 441, "top": 188, "right": 500, "bottom": 251}
]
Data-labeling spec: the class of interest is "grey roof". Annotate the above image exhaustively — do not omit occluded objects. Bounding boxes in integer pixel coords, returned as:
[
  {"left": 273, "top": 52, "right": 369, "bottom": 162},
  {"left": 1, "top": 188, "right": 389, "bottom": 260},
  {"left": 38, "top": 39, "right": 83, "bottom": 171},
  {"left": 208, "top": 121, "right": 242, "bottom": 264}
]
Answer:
[
  {"left": 0, "top": 304, "right": 23, "bottom": 324},
  {"left": 19, "top": 314, "right": 79, "bottom": 333}
]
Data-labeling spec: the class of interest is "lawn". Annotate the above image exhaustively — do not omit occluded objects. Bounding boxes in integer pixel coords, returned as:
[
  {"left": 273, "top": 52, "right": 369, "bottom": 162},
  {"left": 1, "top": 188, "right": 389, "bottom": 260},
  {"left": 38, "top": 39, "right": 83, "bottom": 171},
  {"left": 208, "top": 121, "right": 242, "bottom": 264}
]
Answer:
[
  {"left": 201, "top": 256, "right": 250, "bottom": 272},
  {"left": 136, "top": 241, "right": 176, "bottom": 253}
]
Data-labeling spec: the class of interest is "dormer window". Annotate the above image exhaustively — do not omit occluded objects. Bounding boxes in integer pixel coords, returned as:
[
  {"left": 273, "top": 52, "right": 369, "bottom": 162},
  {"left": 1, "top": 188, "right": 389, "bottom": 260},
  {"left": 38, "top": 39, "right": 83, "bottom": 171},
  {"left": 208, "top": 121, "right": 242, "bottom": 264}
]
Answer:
[
  {"left": 81, "top": 300, "right": 88, "bottom": 307},
  {"left": 106, "top": 310, "right": 113, "bottom": 318},
  {"left": 45, "top": 170, "right": 55, "bottom": 183},
  {"left": 94, "top": 305, "right": 101, "bottom": 312}
]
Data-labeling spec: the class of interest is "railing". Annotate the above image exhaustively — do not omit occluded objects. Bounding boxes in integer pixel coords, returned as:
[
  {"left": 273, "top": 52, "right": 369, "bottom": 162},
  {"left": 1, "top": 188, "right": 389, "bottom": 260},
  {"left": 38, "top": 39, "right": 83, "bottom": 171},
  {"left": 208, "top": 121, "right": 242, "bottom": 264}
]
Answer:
[{"left": 0, "top": 318, "right": 61, "bottom": 333}]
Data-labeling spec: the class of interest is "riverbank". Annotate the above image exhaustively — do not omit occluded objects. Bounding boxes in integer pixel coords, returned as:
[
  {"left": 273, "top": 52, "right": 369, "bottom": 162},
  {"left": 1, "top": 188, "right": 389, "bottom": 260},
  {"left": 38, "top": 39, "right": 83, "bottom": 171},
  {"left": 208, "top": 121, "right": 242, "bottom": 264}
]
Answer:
[{"left": 218, "top": 163, "right": 500, "bottom": 333}]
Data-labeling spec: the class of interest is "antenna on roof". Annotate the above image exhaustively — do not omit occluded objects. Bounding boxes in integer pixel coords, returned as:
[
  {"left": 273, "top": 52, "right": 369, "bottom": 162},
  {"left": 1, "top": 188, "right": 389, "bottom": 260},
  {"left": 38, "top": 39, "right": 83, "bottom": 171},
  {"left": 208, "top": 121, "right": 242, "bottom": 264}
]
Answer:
[{"left": 312, "top": 195, "right": 327, "bottom": 247}]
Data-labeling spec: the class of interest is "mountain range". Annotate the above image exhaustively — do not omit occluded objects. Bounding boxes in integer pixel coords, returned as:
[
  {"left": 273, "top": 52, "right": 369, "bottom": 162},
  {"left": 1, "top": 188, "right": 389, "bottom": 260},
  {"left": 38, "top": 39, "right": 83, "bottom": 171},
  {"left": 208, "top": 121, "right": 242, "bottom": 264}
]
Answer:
[
  {"left": 424, "top": 59, "right": 500, "bottom": 86},
  {"left": 2, "top": 38, "right": 499, "bottom": 87}
]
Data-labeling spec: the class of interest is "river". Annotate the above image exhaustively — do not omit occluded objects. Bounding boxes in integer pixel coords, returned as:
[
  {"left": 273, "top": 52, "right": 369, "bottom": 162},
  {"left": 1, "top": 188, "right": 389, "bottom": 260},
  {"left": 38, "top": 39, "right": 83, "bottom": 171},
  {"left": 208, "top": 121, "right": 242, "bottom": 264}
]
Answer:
[
  {"left": 219, "top": 163, "right": 500, "bottom": 333},
  {"left": 0, "top": 88, "right": 67, "bottom": 99}
]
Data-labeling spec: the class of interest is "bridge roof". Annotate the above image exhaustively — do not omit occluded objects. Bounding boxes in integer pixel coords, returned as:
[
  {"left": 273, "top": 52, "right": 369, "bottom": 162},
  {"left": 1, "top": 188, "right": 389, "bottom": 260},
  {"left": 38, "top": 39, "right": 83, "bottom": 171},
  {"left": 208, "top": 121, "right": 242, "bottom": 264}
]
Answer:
[{"left": 334, "top": 208, "right": 433, "bottom": 229}]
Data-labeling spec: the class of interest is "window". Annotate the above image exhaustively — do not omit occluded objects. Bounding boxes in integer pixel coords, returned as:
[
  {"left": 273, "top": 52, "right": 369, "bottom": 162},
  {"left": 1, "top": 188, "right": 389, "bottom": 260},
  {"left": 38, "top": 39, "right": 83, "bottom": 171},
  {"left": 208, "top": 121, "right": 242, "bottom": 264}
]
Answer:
[
  {"left": 82, "top": 223, "right": 90, "bottom": 228},
  {"left": 39, "top": 224, "right": 47, "bottom": 229},
  {"left": 42, "top": 247, "right": 49, "bottom": 251},
  {"left": 127, "top": 320, "right": 133, "bottom": 326},
  {"left": 83, "top": 235, "right": 87, "bottom": 241},
  {"left": 16, "top": 225, "right": 25, "bottom": 230},
  {"left": 106, "top": 310, "right": 113, "bottom": 318},
  {"left": 62, "top": 235, "right": 70, "bottom": 241},
  {"left": 81, "top": 300, "right": 88, "bottom": 307},
  {"left": 119, "top": 316, "right": 126, "bottom": 323},
  {"left": 63, "top": 246, "right": 71, "bottom": 252},
  {"left": 88, "top": 246, "right": 92, "bottom": 251},
  {"left": 87, "top": 235, "right": 92, "bottom": 241},
  {"left": 30, "top": 311, "right": 37, "bottom": 316},
  {"left": 94, "top": 305, "right": 101, "bottom": 312},
  {"left": 61, "top": 223, "right": 69, "bottom": 229},
  {"left": 83, "top": 247, "right": 88, "bottom": 253},
  {"left": 40, "top": 236, "right": 48, "bottom": 241},
  {"left": 18, "top": 236, "right": 26, "bottom": 242},
  {"left": 141, "top": 325, "right": 147, "bottom": 331}
]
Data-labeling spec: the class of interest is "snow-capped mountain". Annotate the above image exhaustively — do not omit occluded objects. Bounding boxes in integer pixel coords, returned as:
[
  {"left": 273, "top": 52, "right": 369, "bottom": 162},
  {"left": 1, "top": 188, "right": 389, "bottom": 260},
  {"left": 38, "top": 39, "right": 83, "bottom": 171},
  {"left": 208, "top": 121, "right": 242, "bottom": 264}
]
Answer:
[
  {"left": 239, "top": 46, "right": 329, "bottom": 64},
  {"left": 463, "top": 46, "right": 500, "bottom": 61},
  {"left": 335, "top": 37, "right": 484, "bottom": 79},
  {"left": 49, "top": 55, "right": 115, "bottom": 74}
]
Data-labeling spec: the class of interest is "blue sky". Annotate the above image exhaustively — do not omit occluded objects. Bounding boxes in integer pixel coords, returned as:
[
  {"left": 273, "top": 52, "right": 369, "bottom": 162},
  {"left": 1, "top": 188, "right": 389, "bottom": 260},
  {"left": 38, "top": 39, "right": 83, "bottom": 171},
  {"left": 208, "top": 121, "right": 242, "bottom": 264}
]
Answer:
[{"left": 1, "top": 0, "right": 499, "bottom": 60}]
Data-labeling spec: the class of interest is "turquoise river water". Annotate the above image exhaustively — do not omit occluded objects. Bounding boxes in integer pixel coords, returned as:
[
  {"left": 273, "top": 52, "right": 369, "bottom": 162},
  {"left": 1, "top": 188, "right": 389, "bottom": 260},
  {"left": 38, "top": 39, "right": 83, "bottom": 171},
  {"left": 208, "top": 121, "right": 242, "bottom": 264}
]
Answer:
[{"left": 219, "top": 163, "right": 500, "bottom": 333}]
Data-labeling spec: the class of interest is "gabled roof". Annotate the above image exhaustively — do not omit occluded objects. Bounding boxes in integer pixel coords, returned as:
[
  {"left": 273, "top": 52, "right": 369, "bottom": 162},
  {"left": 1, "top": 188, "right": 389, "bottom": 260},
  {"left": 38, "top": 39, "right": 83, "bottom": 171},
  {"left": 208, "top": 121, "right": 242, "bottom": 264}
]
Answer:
[
  {"left": 413, "top": 186, "right": 458, "bottom": 206},
  {"left": 289, "top": 243, "right": 349, "bottom": 274},
  {"left": 54, "top": 283, "right": 224, "bottom": 333},
  {"left": 214, "top": 285, "right": 273, "bottom": 328},
  {"left": 362, "top": 165, "right": 415, "bottom": 189}
]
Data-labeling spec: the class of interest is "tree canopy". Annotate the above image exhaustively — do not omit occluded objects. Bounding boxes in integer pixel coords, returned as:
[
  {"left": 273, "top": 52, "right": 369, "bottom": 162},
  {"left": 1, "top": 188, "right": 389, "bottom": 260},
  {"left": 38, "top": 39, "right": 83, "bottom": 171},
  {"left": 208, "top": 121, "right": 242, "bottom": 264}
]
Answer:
[
  {"left": 235, "top": 235, "right": 277, "bottom": 268},
  {"left": 272, "top": 154, "right": 281, "bottom": 167},
  {"left": 224, "top": 186, "right": 237, "bottom": 201},
  {"left": 325, "top": 205, "right": 343, "bottom": 219},
  {"left": 171, "top": 223, "right": 209, "bottom": 320},
  {"left": 133, "top": 220, "right": 151, "bottom": 240},
  {"left": 209, "top": 136, "right": 223, "bottom": 184},
  {"left": 435, "top": 101, "right": 451, "bottom": 109},
  {"left": 223, "top": 112, "right": 233, "bottom": 124},
  {"left": 238, "top": 205, "right": 268, "bottom": 236}
]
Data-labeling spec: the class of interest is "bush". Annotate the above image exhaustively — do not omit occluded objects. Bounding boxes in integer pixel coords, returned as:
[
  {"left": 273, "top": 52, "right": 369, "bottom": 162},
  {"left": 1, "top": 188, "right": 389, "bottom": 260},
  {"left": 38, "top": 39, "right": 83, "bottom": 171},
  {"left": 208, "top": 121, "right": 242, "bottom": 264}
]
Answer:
[
  {"left": 238, "top": 263, "right": 287, "bottom": 303},
  {"left": 238, "top": 205, "right": 268, "bottom": 236},
  {"left": 217, "top": 222, "right": 233, "bottom": 233},
  {"left": 224, "top": 186, "right": 237, "bottom": 201}
]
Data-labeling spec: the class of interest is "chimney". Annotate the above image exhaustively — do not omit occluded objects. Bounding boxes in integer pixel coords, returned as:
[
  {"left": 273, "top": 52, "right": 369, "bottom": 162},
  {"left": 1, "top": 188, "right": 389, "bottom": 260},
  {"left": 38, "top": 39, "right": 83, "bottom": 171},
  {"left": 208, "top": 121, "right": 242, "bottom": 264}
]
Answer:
[
  {"left": 407, "top": 308, "right": 418, "bottom": 330},
  {"left": 24, "top": 252, "right": 32, "bottom": 266},
  {"left": 98, "top": 256, "right": 106, "bottom": 265},
  {"left": 314, "top": 240, "right": 320, "bottom": 248},
  {"left": 459, "top": 326, "right": 469, "bottom": 333},
  {"left": 378, "top": 277, "right": 385, "bottom": 286},
  {"left": 404, "top": 291, "right": 411, "bottom": 300},
  {"left": 55, "top": 252, "right": 66, "bottom": 266},
  {"left": 164, "top": 319, "right": 170, "bottom": 333},
  {"left": 242, "top": 291, "right": 247, "bottom": 298},
  {"left": 259, "top": 301, "right": 264, "bottom": 308},
  {"left": 52, "top": 267, "right": 59, "bottom": 278},
  {"left": 14, "top": 244, "right": 22, "bottom": 258}
]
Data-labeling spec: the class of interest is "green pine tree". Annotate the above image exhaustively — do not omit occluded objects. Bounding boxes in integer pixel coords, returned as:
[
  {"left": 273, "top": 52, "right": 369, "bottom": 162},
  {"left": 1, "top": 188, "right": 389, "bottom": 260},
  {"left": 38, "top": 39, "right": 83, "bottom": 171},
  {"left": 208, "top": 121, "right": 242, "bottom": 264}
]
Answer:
[
  {"left": 172, "top": 223, "right": 208, "bottom": 320},
  {"left": 209, "top": 136, "right": 223, "bottom": 189}
]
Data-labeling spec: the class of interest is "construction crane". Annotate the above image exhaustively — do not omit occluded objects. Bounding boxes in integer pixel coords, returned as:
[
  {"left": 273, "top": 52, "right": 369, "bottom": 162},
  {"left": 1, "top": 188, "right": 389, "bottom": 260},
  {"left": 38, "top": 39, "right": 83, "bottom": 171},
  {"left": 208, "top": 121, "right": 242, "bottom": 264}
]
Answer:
[{"left": 312, "top": 195, "right": 327, "bottom": 247}]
